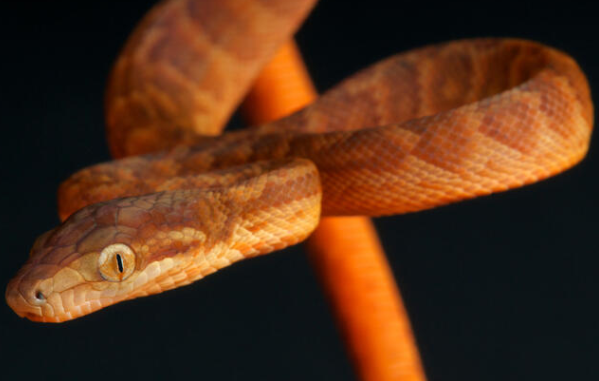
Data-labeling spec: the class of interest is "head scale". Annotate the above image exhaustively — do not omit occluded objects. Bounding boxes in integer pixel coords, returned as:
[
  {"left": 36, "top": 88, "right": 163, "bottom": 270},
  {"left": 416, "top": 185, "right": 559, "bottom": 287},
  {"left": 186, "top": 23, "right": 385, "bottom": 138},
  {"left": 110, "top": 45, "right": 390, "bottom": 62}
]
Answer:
[{"left": 5, "top": 191, "right": 207, "bottom": 322}]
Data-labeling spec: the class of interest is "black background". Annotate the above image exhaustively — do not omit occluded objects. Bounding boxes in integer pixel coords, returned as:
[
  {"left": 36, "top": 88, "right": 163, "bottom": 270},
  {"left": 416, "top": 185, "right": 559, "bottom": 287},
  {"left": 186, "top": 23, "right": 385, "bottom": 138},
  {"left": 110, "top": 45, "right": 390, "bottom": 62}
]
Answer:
[{"left": 1, "top": 1, "right": 598, "bottom": 380}]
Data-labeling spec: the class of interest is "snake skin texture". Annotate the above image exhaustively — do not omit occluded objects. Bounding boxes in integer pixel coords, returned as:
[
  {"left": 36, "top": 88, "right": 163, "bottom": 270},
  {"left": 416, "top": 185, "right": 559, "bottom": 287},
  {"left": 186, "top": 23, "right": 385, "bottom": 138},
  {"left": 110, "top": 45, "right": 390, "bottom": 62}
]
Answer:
[
  {"left": 6, "top": 0, "right": 593, "bottom": 322},
  {"left": 105, "top": 0, "right": 318, "bottom": 157}
]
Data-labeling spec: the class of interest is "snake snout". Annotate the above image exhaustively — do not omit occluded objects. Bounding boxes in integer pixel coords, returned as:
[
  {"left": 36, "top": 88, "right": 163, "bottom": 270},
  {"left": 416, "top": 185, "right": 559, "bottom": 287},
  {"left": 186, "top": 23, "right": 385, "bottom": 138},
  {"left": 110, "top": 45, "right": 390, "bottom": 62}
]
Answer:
[
  {"left": 5, "top": 281, "right": 42, "bottom": 320},
  {"left": 5, "top": 264, "right": 55, "bottom": 321}
]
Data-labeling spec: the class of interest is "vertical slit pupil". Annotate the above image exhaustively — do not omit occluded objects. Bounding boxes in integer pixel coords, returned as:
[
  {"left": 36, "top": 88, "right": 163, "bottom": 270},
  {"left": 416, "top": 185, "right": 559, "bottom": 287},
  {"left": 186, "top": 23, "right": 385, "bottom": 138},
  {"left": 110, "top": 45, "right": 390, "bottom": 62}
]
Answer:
[{"left": 116, "top": 254, "right": 124, "bottom": 273}]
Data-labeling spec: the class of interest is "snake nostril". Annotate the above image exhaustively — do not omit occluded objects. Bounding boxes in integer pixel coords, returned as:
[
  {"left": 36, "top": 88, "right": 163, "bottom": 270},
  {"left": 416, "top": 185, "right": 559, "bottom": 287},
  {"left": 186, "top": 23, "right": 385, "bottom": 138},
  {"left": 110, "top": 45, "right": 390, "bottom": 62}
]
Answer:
[{"left": 34, "top": 290, "right": 46, "bottom": 303}]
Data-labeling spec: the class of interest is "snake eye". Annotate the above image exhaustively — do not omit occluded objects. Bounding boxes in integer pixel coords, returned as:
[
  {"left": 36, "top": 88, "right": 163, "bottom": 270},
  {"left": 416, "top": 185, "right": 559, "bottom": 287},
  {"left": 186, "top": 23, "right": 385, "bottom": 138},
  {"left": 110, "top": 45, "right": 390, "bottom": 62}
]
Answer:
[{"left": 98, "top": 243, "right": 136, "bottom": 282}]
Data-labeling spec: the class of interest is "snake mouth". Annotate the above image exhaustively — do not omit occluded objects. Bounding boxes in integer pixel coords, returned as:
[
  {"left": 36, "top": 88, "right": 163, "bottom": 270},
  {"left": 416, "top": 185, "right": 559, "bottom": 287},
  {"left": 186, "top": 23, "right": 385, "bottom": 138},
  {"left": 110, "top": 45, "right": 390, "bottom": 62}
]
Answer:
[
  {"left": 7, "top": 291, "right": 105, "bottom": 323},
  {"left": 6, "top": 277, "right": 75, "bottom": 323},
  {"left": 14, "top": 302, "right": 104, "bottom": 323},
  {"left": 5, "top": 290, "right": 46, "bottom": 322},
  {"left": 23, "top": 312, "right": 61, "bottom": 323}
]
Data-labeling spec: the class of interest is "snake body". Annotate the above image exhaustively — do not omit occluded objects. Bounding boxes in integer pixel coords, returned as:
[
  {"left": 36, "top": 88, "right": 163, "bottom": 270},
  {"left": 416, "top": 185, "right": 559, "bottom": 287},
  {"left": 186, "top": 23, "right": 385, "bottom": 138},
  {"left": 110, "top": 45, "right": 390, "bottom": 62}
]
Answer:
[{"left": 6, "top": 0, "right": 593, "bottom": 322}]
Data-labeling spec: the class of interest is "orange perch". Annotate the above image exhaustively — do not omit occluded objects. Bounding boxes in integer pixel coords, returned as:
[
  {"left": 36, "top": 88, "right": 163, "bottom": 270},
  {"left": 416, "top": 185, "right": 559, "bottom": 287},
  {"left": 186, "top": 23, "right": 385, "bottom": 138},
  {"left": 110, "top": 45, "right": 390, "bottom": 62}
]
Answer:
[{"left": 241, "top": 41, "right": 427, "bottom": 381}]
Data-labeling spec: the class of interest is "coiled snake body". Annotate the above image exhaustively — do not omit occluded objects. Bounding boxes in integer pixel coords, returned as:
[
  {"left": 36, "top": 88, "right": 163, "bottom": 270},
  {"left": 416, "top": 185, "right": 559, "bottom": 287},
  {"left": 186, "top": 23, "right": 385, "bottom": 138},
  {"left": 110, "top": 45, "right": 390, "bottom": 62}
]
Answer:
[{"left": 6, "top": 0, "right": 593, "bottom": 322}]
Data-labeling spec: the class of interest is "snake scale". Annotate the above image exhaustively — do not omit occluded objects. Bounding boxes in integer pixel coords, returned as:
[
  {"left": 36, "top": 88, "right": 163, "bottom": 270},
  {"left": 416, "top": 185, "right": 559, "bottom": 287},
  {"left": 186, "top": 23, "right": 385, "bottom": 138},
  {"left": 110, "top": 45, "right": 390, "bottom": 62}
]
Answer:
[{"left": 6, "top": 0, "right": 593, "bottom": 322}]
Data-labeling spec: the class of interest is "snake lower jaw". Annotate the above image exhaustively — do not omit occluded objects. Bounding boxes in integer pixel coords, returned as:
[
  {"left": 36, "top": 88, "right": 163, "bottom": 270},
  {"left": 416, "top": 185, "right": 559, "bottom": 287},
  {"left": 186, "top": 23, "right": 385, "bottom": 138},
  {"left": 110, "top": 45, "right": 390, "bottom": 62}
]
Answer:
[{"left": 6, "top": 288, "right": 117, "bottom": 323}]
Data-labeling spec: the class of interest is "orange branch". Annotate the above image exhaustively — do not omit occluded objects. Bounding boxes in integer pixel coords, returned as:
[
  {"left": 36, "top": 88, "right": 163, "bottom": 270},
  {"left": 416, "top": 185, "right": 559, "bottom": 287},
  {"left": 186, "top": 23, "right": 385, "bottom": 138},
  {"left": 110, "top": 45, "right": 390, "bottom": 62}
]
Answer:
[
  {"left": 241, "top": 41, "right": 426, "bottom": 381},
  {"left": 241, "top": 42, "right": 317, "bottom": 124}
]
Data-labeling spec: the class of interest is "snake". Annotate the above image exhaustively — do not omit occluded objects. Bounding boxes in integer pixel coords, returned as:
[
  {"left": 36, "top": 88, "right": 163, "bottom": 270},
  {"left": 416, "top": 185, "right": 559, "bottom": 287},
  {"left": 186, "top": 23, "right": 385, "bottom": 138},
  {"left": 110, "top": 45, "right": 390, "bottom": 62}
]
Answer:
[{"left": 5, "top": 0, "right": 593, "bottom": 323}]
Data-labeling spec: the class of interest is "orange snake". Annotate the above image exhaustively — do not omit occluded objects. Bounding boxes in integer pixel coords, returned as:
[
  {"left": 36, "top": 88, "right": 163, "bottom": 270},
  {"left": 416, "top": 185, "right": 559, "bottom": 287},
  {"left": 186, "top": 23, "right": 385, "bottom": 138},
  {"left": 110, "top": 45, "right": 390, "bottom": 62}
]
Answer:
[{"left": 5, "top": 0, "right": 593, "bottom": 323}]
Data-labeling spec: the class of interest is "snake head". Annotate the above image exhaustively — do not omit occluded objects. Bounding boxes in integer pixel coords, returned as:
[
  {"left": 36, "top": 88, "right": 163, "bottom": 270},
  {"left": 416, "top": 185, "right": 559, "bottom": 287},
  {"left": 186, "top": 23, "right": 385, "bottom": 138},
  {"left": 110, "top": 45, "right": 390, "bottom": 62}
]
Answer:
[
  {"left": 5, "top": 191, "right": 211, "bottom": 323},
  {"left": 6, "top": 201, "right": 142, "bottom": 322},
  {"left": 6, "top": 159, "right": 322, "bottom": 322}
]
